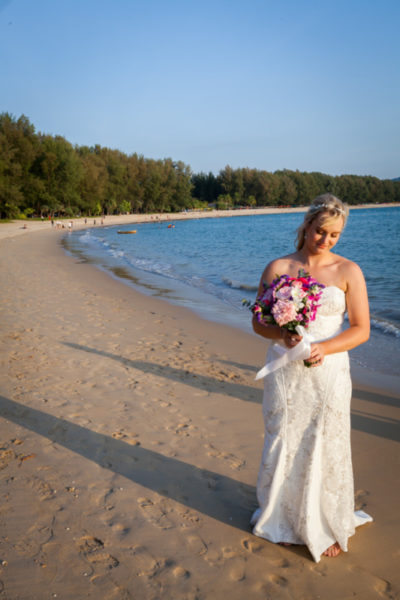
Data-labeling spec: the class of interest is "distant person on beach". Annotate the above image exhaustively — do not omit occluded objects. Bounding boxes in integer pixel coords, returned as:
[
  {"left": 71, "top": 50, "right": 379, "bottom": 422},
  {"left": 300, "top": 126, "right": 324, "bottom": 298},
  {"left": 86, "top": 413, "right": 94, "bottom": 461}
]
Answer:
[{"left": 251, "top": 194, "right": 372, "bottom": 561}]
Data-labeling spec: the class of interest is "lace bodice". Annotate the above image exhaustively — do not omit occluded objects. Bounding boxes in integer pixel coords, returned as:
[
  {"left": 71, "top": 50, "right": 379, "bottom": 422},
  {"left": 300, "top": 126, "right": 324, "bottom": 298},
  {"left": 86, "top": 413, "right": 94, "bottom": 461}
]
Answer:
[{"left": 307, "top": 286, "right": 346, "bottom": 342}]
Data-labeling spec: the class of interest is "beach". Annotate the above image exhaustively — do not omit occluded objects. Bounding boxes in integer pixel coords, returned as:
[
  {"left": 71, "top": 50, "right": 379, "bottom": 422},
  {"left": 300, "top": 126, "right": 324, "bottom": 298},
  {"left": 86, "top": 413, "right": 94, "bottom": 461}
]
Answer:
[
  {"left": 1, "top": 203, "right": 399, "bottom": 240},
  {"left": 0, "top": 219, "right": 399, "bottom": 599}
]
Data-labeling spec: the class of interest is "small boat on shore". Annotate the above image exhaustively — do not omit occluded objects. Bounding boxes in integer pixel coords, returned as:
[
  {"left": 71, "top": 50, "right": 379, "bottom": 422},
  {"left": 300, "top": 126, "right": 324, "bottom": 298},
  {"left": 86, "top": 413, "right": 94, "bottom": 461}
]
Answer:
[{"left": 117, "top": 230, "right": 137, "bottom": 234}]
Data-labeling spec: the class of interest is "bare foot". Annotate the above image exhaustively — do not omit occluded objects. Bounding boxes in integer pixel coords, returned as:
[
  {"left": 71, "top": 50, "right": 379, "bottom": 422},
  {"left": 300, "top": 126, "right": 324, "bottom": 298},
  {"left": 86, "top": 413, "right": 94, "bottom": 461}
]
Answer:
[{"left": 322, "top": 542, "right": 341, "bottom": 557}]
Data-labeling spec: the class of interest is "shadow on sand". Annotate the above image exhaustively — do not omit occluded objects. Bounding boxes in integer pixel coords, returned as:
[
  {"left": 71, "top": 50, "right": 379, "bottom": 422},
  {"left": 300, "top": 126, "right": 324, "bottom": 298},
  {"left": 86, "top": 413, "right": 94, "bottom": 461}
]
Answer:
[
  {"left": 0, "top": 395, "right": 256, "bottom": 531},
  {"left": 62, "top": 343, "right": 400, "bottom": 443},
  {"left": 63, "top": 342, "right": 261, "bottom": 404}
]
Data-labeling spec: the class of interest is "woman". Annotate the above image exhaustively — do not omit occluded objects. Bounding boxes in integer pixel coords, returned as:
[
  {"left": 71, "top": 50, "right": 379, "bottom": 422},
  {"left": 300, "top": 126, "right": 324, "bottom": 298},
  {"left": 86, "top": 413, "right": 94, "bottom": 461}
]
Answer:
[{"left": 251, "top": 194, "right": 372, "bottom": 562}]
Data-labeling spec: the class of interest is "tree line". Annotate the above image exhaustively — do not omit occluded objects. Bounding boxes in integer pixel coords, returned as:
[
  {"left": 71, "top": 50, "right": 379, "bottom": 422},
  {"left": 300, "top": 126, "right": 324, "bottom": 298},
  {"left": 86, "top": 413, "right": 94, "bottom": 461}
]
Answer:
[
  {"left": 193, "top": 166, "right": 400, "bottom": 209},
  {"left": 1, "top": 112, "right": 399, "bottom": 219}
]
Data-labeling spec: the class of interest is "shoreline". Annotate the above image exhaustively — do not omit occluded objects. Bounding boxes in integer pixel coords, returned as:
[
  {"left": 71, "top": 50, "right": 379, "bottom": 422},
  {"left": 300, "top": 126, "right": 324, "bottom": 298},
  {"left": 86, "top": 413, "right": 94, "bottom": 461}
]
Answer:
[
  {"left": 61, "top": 232, "right": 400, "bottom": 393},
  {"left": 0, "top": 226, "right": 399, "bottom": 598},
  {"left": 1, "top": 202, "right": 399, "bottom": 241},
  {"left": 2, "top": 205, "right": 400, "bottom": 394}
]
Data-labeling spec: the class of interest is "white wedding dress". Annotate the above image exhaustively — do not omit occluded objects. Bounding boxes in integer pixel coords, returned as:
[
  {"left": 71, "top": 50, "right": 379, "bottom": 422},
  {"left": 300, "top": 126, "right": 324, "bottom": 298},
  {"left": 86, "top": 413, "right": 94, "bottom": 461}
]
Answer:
[{"left": 251, "top": 286, "right": 372, "bottom": 562}]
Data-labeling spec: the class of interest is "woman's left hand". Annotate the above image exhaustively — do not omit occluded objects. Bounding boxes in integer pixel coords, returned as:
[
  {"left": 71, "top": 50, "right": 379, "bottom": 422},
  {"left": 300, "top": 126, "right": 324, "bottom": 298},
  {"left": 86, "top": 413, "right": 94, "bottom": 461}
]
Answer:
[{"left": 307, "top": 343, "right": 325, "bottom": 367}]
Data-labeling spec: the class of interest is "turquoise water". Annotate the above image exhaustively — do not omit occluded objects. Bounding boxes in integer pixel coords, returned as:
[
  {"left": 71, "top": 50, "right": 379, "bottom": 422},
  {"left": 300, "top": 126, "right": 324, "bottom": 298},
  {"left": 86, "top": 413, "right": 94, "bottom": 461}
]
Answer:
[{"left": 65, "top": 207, "right": 400, "bottom": 377}]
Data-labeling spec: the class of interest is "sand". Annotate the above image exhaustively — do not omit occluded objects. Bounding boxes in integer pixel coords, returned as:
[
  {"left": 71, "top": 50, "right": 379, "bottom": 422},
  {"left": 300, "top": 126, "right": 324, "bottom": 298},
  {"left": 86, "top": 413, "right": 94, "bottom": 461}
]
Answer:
[{"left": 0, "top": 219, "right": 399, "bottom": 600}]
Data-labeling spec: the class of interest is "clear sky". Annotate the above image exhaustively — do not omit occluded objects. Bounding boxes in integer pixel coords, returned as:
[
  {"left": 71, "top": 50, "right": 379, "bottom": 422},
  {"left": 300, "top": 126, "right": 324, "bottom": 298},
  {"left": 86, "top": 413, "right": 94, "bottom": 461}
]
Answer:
[{"left": 1, "top": 0, "right": 399, "bottom": 179}]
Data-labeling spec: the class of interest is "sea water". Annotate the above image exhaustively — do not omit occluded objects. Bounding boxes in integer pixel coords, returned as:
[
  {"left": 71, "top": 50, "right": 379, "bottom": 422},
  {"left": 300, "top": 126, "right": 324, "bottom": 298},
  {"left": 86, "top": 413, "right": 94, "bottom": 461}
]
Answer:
[{"left": 64, "top": 207, "right": 400, "bottom": 377}]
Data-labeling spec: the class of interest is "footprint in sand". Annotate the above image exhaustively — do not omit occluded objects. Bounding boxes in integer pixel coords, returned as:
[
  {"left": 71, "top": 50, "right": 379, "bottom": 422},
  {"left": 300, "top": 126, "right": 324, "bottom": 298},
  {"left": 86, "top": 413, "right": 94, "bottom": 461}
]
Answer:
[
  {"left": 222, "top": 547, "right": 240, "bottom": 559},
  {"left": 204, "top": 546, "right": 245, "bottom": 580},
  {"left": 27, "top": 476, "right": 56, "bottom": 501},
  {"left": 130, "top": 545, "right": 164, "bottom": 578},
  {"left": 126, "top": 438, "right": 141, "bottom": 446},
  {"left": 242, "top": 537, "right": 294, "bottom": 569},
  {"left": 110, "top": 522, "right": 131, "bottom": 538},
  {"left": 375, "top": 579, "right": 396, "bottom": 600},
  {"left": 268, "top": 573, "right": 289, "bottom": 587},
  {"left": 173, "top": 565, "right": 190, "bottom": 579},
  {"left": 14, "top": 522, "right": 53, "bottom": 558},
  {"left": 271, "top": 557, "right": 290, "bottom": 568},
  {"left": 156, "top": 398, "right": 172, "bottom": 407},
  {"left": 129, "top": 546, "right": 195, "bottom": 596},
  {"left": 310, "top": 562, "right": 328, "bottom": 577},
  {"left": 96, "top": 487, "right": 116, "bottom": 512},
  {"left": 204, "top": 443, "right": 245, "bottom": 470},
  {"left": 0, "top": 448, "right": 16, "bottom": 470},
  {"left": 111, "top": 430, "right": 127, "bottom": 440},
  {"left": 348, "top": 566, "right": 396, "bottom": 599},
  {"left": 200, "top": 470, "right": 221, "bottom": 491},
  {"left": 186, "top": 535, "right": 208, "bottom": 556},
  {"left": 77, "top": 535, "right": 119, "bottom": 570},
  {"left": 204, "top": 548, "right": 224, "bottom": 567},
  {"left": 31, "top": 540, "right": 73, "bottom": 581},
  {"left": 216, "top": 368, "right": 242, "bottom": 382},
  {"left": 229, "top": 560, "right": 246, "bottom": 582},
  {"left": 241, "top": 537, "right": 270, "bottom": 557},
  {"left": 241, "top": 538, "right": 259, "bottom": 553},
  {"left": 176, "top": 507, "right": 202, "bottom": 527},
  {"left": 137, "top": 497, "right": 174, "bottom": 530},
  {"left": 173, "top": 422, "right": 192, "bottom": 436}
]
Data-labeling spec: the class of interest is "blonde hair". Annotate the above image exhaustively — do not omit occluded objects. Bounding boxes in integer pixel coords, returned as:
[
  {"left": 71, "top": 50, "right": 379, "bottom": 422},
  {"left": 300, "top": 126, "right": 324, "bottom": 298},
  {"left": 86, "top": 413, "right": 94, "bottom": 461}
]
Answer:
[{"left": 296, "top": 193, "right": 349, "bottom": 250}]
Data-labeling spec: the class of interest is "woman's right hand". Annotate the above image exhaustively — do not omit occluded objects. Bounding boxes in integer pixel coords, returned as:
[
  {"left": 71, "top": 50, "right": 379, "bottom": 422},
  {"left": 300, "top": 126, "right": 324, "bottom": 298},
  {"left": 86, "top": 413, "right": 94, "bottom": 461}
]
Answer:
[{"left": 281, "top": 328, "right": 303, "bottom": 348}]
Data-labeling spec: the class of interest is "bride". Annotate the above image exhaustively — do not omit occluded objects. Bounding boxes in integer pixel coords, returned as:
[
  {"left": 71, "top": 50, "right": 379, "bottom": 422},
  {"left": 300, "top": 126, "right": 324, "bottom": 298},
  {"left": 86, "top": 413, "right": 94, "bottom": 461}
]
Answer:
[{"left": 251, "top": 194, "right": 372, "bottom": 562}]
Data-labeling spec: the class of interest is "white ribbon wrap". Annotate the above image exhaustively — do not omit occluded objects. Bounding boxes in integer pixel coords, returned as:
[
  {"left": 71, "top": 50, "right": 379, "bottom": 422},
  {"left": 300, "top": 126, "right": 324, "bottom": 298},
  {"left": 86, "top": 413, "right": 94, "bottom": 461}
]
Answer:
[{"left": 255, "top": 325, "right": 314, "bottom": 380}]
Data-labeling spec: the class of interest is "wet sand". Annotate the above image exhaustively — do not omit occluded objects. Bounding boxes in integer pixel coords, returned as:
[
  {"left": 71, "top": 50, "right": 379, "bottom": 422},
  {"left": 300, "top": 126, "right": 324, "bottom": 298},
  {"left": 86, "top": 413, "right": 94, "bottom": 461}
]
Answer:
[{"left": 0, "top": 223, "right": 399, "bottom": 599}]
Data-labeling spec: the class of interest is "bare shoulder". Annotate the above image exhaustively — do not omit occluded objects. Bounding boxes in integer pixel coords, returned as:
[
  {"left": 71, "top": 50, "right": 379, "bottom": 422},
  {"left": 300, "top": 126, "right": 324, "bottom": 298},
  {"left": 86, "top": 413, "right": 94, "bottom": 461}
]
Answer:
[
  {"left": 261, "top": 255, "right": 295, "bottom": 284},
  {"left": 337, "top": 256, "right": 366, "bottom": 289}
]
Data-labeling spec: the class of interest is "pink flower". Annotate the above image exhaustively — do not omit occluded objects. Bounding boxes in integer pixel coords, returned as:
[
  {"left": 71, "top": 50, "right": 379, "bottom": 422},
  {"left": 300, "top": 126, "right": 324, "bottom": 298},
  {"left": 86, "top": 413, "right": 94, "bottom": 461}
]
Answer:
[
  {"left": 275, "top": 285, "right": 292, "bottom": 300},
  {"left": 271, "top": 299, "right": 298, "bottom": 326}
]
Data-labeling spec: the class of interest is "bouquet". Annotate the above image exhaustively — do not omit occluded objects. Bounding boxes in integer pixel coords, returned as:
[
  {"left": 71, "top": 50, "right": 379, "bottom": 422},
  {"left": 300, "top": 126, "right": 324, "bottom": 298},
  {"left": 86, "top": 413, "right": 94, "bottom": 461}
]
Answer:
[
  {"left": 251, "top": 268, "right": 325, "bottom": 331},
  {"left": 246, "top": 269, "right": 325, "bottom": 374}
]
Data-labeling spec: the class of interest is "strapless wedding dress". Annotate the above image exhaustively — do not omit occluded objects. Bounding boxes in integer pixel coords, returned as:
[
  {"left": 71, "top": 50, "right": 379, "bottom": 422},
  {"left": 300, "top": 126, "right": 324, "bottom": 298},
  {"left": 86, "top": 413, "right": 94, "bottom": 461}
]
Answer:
[{"left": 251, "top": 286, "right": 372, "bottom": 562}]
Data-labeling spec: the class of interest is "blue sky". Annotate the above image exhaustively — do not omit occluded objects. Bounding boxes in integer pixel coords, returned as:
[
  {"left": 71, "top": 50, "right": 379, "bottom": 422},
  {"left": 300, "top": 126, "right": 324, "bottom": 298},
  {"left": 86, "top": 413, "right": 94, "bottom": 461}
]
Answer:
[{"left": 1, "top": 0, "right": 399, "bottom": 178}]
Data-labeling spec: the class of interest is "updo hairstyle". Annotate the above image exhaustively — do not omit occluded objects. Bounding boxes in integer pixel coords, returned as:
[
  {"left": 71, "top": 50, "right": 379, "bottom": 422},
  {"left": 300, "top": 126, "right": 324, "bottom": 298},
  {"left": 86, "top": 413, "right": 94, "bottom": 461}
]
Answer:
[{"left": 296, "top": 193, "right": 349, "bottom": 250}]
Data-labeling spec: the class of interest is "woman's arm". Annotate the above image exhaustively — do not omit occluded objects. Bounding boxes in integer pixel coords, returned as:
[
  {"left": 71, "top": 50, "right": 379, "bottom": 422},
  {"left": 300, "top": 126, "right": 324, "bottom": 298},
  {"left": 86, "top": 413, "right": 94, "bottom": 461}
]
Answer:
[
  {"left": 308, "top": 262, "right": 370, "bottom": 364},
  {"left": 252, "top": 314, "right": 282, "bottom": 341}
]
